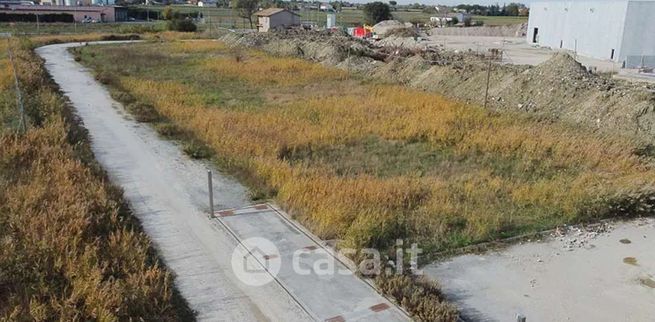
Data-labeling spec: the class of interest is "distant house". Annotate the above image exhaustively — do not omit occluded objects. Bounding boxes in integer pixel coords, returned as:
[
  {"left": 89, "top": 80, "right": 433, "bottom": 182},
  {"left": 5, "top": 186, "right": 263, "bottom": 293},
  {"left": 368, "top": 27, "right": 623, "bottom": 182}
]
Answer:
[
  {"left": 0, "top": 5, "right": 126, "bottom": 22},
  {"left": 197, "top": 0, "right": 215, "bottom": 6},
  {"left": 454, "top": 12, "right": 471, "bottom": 23},
  {"left": 255, "top": 8, "right": 300, "bottom": 32}
]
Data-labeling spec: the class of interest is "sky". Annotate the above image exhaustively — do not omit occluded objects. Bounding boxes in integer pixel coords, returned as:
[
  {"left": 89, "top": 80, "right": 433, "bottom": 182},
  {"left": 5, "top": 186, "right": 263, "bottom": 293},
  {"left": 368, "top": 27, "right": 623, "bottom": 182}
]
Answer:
[{"left": 349, "top": 0, "right": 535, "bottom": 6}]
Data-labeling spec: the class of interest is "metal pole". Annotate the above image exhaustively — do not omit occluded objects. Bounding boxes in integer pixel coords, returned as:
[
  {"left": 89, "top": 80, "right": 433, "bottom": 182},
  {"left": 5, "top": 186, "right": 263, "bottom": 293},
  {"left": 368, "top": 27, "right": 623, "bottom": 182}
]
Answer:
[
  {"left": 208, "top": 170, "right": 214, "bottom": 216},
  {"left": 483, "top": 56, "right": 492, "bottom": 109},
  {"left": 74, "top": 4, "right": 77, "bottom": 33}
]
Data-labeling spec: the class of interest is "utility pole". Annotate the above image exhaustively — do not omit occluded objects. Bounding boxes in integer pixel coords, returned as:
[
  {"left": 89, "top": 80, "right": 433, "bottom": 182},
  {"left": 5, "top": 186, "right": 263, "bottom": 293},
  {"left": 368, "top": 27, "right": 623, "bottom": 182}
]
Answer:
[{"left": 483, "top": 56, "right": 492, "bottom": 109}]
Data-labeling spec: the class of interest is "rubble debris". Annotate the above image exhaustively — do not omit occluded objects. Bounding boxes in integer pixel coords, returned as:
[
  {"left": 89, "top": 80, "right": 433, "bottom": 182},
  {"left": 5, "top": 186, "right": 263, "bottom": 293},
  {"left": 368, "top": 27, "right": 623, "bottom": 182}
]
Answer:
[
  {"left": 219, "top": 29, "right": 655, "bottom": 143},
  {"left": 551, "top": 222, "right": 614, "bottom": 251}
]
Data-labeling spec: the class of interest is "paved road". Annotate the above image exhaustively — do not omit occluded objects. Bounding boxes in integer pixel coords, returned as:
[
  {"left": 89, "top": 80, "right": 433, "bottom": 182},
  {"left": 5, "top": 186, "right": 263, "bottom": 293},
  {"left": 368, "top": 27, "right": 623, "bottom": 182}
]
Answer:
[{"left": 37, "top": 42, "right": 409, "bottom": 322}]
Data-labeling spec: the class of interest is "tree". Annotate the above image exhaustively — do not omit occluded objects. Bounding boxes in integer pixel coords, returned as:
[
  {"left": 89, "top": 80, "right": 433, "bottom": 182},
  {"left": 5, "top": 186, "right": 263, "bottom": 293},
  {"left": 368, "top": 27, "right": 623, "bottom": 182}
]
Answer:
[
  {"left": 362, "top": 1, "right": 391, "bottom": 24},
  {"left": 231, "top": 0, "right": 259, "bottom": 29},
  {"left": 162, "top": 6, "right": 174, "bottom": 20},
  {"left": 388, "top": 1, "right": 396, "bottom": 6},
  {"left": 505, "top": 3, "right": 521, "bottom": 16},
  {"left": 216, "top": 0, "right": 230, "bottom": 7}
]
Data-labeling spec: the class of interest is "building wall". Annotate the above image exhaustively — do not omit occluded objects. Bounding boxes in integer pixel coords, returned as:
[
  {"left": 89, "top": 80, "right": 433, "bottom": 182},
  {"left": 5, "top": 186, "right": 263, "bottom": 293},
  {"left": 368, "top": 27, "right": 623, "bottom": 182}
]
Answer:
[
  {"left": 257, "top": 16, "right": 270, "bottom": 32},
  {"left": 620, "top": 0, "right": 655, "bottom": 66},
  {"left": 527, "top": 0, "right": 629, "bottom": 61},
  {"left": 1, "top": 5, "right": 118, "bottom": 22},
  {"left": 268, "top": 11, "right": 299, "bottom": 30}
]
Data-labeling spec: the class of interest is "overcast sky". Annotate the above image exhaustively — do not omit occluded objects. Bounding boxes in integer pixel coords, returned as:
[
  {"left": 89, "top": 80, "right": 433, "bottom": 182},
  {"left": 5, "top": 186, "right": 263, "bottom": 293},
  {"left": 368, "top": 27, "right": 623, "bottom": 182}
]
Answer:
[{"left": 349, "top": 0, "right": 535, "bottom": 6}]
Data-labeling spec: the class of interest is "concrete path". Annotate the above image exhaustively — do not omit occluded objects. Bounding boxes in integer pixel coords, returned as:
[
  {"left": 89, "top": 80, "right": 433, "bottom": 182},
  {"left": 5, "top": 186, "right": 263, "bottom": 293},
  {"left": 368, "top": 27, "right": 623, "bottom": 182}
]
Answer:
[
  {"left": 216, "top": 204, "right": 408, "bottom": 321},
  {"left": 424, "top": 218, "right": 655, "bottom": 322},
  {"left": 36, "top": 42, "right": 409, "bottom": 322}
]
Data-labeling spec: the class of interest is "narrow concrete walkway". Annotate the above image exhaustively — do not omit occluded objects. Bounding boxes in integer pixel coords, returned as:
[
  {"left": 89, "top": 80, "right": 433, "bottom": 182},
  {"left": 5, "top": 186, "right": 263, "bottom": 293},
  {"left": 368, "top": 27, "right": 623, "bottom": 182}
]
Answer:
[
  {"left": 216, "top": 204, "right": 408, "bottom": 321},
  {"left": 37, "top": 42, "right": 409, "bottom": 322}
]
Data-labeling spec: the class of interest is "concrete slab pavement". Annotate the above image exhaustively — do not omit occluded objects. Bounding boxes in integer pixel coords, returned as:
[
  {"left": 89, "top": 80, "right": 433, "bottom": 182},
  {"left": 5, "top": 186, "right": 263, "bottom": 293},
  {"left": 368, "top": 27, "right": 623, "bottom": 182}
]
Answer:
[{"left": 215, "top": 204, "right": 410, "bottom": 322}]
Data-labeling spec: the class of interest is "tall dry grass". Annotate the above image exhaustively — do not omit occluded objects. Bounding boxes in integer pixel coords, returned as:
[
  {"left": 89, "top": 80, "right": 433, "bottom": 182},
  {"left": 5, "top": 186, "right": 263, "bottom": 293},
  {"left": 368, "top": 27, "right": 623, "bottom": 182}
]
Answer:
[
  {"left": 0, "top": 38, "right": 193, "bottom": 320},
  {"left": 82, "top": 41, "right": 655, "bottom": 254}
]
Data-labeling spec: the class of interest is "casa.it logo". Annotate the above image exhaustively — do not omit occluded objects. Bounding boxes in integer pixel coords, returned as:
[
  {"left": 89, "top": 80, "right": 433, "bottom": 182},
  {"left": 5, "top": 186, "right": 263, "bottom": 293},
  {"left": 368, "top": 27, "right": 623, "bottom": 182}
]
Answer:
[{"left": 231, "top": 237, "right": 281, "bottom": 286}]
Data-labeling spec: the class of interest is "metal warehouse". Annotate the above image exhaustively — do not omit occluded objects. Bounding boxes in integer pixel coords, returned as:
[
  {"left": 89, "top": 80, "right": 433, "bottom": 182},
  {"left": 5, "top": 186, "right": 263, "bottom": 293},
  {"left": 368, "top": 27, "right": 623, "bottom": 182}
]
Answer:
[{"left": 528, "top": 0, "right": 655, "bottom": 67}]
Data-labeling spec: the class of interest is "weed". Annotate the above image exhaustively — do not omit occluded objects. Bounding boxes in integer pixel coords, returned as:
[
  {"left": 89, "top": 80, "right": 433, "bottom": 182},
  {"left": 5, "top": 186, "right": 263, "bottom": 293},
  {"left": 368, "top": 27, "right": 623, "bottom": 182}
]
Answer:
[
  {"left": 183, "top": 140, "right": 213, "bottom": 159},
  {"left": 154, "top": 122, "right": 183, "bottom": 138},
  {"left": 78, "top": 41, "right": 655, "bottom": 254},
  {"left": 0, "top": 37, "right": 193, "bottom": 321},
  {"left": 126, "top": 101, "right": 160, "bottom": 122}
]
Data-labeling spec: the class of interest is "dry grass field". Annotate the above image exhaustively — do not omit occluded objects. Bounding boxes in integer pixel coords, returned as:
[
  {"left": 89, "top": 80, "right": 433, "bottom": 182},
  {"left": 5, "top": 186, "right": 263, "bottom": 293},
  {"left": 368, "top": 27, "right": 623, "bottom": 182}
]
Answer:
[
  {"left": 0, "top": 37, "right": 192, "bottom": 320},
  {"left": 78, "top": 40, "right": 655, "bottom": 256}
]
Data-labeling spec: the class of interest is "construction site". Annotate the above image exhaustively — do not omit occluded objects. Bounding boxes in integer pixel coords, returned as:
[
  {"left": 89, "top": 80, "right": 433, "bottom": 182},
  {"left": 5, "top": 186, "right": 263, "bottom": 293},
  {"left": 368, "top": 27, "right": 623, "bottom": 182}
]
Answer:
[{"left": 2, "top": 1, "right": 655, "bottom": 321}]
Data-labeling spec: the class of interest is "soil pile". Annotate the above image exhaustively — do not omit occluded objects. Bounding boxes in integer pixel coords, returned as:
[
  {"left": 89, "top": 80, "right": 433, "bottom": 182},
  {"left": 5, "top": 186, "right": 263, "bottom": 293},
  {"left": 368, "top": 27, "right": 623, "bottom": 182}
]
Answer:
[
  {"left": 373, "top": 20, "right": 407, "bottom": 36},
  {"left": 219, "top": 30, "right": 655, "bottom": 142},
  {"left": 429, "top": 23, "right": 527, "bottom": 37}
]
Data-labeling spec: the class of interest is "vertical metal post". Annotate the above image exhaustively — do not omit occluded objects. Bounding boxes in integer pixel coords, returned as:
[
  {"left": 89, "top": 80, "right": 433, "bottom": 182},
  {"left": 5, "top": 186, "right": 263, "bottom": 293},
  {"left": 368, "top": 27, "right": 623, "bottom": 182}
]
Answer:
[
  {"left": 74, "top": 4, "right": 77, "bottom": 33},
  {"left": 208, "top": 170, "right": 214, "bottom": 216},
  {"left": 483, "top": 57, "right": 492, "bottom": 109},
  {"left": 208, "top": 14, "right": 212, "bottom": 37}
]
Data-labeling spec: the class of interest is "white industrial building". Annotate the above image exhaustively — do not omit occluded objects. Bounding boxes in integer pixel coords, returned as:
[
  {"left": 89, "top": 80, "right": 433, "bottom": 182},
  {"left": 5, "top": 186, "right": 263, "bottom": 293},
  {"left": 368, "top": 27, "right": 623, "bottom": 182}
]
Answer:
[{"left": 528, "top": 0, "right": 655, "bottom": 67}]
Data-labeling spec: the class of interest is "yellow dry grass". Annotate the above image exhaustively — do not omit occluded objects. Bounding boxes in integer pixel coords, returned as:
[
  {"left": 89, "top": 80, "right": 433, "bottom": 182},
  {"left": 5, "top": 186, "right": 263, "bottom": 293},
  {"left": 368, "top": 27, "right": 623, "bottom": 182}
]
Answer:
[
  {"left": 201, "top": 54, "right": 348, "bottom": 85},
  {"left": 88, "top": 41, "right": 655, "bottom": 252},
  {"left": 0, "top": 38, "right": 191, "bottom": 320},
  {"left": 0, "top": 59, "right": 11, "bottom": 90}
]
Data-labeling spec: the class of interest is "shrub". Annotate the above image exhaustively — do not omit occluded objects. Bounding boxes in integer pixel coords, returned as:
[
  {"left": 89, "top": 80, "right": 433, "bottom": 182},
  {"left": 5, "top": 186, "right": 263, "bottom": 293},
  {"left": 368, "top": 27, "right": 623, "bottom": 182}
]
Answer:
[
  {"left": 183, "top": 140, "right": 213, "bottom": 159},
  {"left": 162, "top": 6, "right": 174, "bottom": 20},
  {"left": 167, "top": 19, "right": 197, "bottom": 32},
  {"left": 376, "top": 273, "right": 458, "bottom": 321},
  {"left": 126, "top": 101, "right": 160, "bottom": 122}
]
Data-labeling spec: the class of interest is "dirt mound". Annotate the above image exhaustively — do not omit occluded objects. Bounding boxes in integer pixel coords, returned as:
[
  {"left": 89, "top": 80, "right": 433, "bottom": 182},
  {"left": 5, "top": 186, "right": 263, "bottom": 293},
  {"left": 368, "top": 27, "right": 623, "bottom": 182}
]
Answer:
[
  {"left": 373, "top": 20, "right": 406, "bottom": 36},
  {"left": 533, "top": 52, "right": 590, "bottom": 80},
  {"left": 218, "top": 30, "right": 655, "bottom": 142},
  {"left": 385, "top": 27, "right": 419, "bottom": 38},
  {"left": 430, "top": 23, "right": 527, "bottom": 38},
  {"left": 219, "top": 30, "right": 386, "bottom": 66}
]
